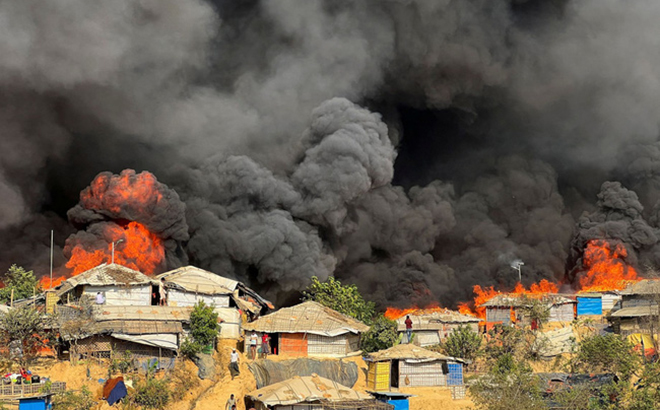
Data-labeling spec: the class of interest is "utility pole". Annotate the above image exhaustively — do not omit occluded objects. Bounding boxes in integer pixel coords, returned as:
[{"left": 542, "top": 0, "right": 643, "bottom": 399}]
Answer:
[
  {"left": 111, "top": 239, "right": 125, "bottom": 264},
  {"left": 512, "top": 260, "right": 524, "bottom": 283},
  {"left": 49, "top": 230, "right": 53, "bottom": 289}
]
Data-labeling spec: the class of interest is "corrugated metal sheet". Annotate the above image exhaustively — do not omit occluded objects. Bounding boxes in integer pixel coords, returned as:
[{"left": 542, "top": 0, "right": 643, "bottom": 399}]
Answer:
[
  {"left": 280, "top": 333, "right": 308, "bottom": 357},
  {"left": 447, "top": 363, "right": 463, "bottom": 386},
  {"left": 602, "top": 293, "right": 621, "bottom": 310},
  {"left": 549, "top": 304, "right": 575, "bottom": 322},
  {"left": 84, "top": 285, "right": 151, "bottom": 306},
  {"left": 577, "top": 297, "right": 602, "bottom": 316},
  {"left": 167, "top": 290, "right": 230, "bottom": 308},
  {"left": 243, "top": 301, "right": 369, "bottom": 336},
  {"left": 399, "top": 361, "right": 445, "bottom": 387},
  {"left": 367, "top": 361, "right": 391, "bottom": 391}
]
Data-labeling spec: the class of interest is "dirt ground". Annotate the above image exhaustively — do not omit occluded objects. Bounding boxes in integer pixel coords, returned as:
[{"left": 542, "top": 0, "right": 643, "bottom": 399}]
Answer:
[{"left": 28, "top": 343, "right": 476, "bottom": 410}]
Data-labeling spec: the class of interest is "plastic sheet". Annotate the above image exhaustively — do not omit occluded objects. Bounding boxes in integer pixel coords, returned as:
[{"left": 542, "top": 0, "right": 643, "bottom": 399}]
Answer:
[{"left": 248, "top": 358, "right": 358, "bottom": 389}]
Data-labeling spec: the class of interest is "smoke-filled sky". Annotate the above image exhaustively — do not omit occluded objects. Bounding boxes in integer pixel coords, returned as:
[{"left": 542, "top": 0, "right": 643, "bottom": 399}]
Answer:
[{"left": 3, "top": 0, "right": 660, "bottom": 308}]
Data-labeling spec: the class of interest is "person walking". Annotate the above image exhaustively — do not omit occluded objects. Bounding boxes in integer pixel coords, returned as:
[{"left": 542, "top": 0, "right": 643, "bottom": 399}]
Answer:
[
  {"left": 225, "top": 394, "right": 237, "bottom": 410},
  {"left": 249, "top": 332, "right": 258, "bottom": 360},
  {"left": 230, "top": 349, "right": 240, "bottom": 379},
  {"left": 405, "top": 315, "right": 413, "bottom": 343}
]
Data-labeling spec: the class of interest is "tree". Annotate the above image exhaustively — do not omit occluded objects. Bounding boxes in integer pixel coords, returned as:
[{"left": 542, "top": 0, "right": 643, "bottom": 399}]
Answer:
[
  {"left": 0, "top": 265, "right": 40, "bottom": 304},
  {"left": 471, "top": 357, "right": 546, "bottom": 410},
  {"left": 180, "top": 300, "right": 219, "bottom": 357},
  {"left": 442, "top": 325, "right": 482, "bottom": 362},
  {"left": 0, "top": 306, "right": 55, "bottom": 365},
  {"left": 302, "top": 276, "right": 375, "bottom": 323},
  {"left": 574, "top": 334, "right": 640, "bottom": 381},
  {"left": 521, "top": 297, "right": 551, "bottom": 330},
  {"left": 360, "top": 315, "right": 398, "bottom": 353}
]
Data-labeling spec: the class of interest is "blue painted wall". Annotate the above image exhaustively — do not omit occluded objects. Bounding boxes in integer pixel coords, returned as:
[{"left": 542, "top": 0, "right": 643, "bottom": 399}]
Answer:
[
  {"left": 577, "top": 297, "right": 602, "bottom": 316},
  {"left": 18, "top": 397, "right": 46, "bottom": 410}
]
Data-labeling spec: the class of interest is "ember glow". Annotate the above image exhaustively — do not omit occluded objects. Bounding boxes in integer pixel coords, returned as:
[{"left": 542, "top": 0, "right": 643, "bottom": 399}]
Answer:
[
  {"left": 384, "top": 304, "right": 455, "bottom": 321},
  {"left": 80, "top": 170, "right": 164, "bottom": 216},
  {"left": 578, "top": 239, "right": 638, "bottom": 293},
  {"left": 65, "top": 221, "right": 164, "bottom": 275}
]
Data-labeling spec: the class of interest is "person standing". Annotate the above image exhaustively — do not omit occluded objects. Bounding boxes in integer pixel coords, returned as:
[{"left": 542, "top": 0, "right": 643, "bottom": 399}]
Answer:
[
  {"left": 95, "top": 292, "right": 105, "bottom": 305},
  {"left": 249, "top": 332, "right": 258, "bottom": 360},
  {"left": 230, "top": 349, "right": 240, "bottom": 379},
  {"left": 225, "top": 394, "right": 237, "bottom": 410},
  {"left": 158, "top": 278, "right": 167, "bottom": 306},
  {"left": 405, "top": 315, "right": 413, "bottom": 343},
  {"left": 261, "top": 333, "right": 270, "bottom": 359}
]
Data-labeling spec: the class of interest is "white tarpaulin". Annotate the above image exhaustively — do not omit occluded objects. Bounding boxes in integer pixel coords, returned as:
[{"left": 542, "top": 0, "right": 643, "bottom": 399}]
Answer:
[{"left": 111, "top": 333, "right": 178, "bottom": 350}]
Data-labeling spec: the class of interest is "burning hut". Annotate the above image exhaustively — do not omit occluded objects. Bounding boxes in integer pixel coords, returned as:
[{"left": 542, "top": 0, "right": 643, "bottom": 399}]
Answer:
[
  {"left": 395, "top": 310, "right": 479, "bottom": 347},
  {"left": 245, "top": 375, "right": 390, "bottom": 410},
  {"left": 53, "top": 263, "right": 153, "bottom": 306},
  {"left": 481, "top": 294, "right": 575, "bottom": 328},
  {"left": 608, "top": 280, "right": 660, "bottom": 335},
  {"left": 242, "top": 301, "right": 369, "bottom": 357},
  {"left": 365, "top": 344, "right": 465, "bottom": 391}
]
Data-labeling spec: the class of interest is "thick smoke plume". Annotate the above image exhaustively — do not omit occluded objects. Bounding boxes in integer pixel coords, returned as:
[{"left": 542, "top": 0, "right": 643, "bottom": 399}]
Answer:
[{"left": 4, "top": 1, "right": 660, "bottom": 308}]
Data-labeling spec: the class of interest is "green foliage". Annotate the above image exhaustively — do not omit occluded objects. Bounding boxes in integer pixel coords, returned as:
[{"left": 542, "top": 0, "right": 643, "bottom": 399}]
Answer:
[
  {"left": 442, "top": 325, "right": 482, "bottom": 362},
  {"left": 360, "top": 315, "right": 398, "bottom": 353},
  {"left": 189, "top": 300, "right": 219, "bottom": 347},
  {"left": 0, "top": 305, "right": 55, "bottom": 365},
  {"left": 521, "top": 297, "right": 551, "bottom": 329},
  {"left": 0, "top": 265, "right": 40, "bottom": 303},
  {"left": 574, "top": 334, "right": 640, "bottom": 381},
  {"left": 302, "top": 276, "right": 375, "bottom": 324},
  {"left": 471, "top": 359, "right": 546, "bottom": 410},
  {"left": 179, "top": 336, "right": 202, "bottom": 359},
  {"left": 52, "top": 386, "right": 95, "bottom": 410},
  {"left": 484, "top": 324, "right": 526, "bottom": 359},
  {"left": 110, "top": 350, "right": 134, "bottom": 374},
  {"left": 130, "top": 377, "right": 171, "bottom": 409}
]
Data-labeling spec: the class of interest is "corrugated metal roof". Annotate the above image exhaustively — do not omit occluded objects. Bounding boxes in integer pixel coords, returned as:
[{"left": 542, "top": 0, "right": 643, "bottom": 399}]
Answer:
[
  {"left": 55, "top": 263, "right": 152, "bottom": 297},
  {"left": 395, "top": 310, "right": 478, "bottom": 331},
  {"left": 621, "top": 280, "right": 660, "bottom": 296},
  {"left": 610, "top": 305, "right": 658, "bottom": 317},
  {"left": 247, "top": 375, "right": 372, "bottom": 406},
  {"left": 481, "top": 294, "right": 575, "bottom": 308},
  {"left": 367, "top": 343, "right": 465, "bottom": 363},
  {"left": 242, "top": 301, "right": 369, "bottom": 336},
  {"left": 157, "top": 265, "right": 238, "bottom": 295}
]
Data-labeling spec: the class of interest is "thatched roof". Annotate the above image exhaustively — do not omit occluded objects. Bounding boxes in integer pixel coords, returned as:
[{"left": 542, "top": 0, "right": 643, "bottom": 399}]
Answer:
[
  {"left": 396, "top": 310, "right": 479, "bottom": 331},
  {"left": 481, "top": 294, "right": 575, "bottom": 308},
  {"left": 243, "top": 301, "right": 369, "bottom": 336},
  {"left": 55, "top": 263, "right": 152, "bottom": 297},
  {"left": 620, "top": 280, "right": 660, "bottom": 296},
  {"left": 157, "top": 265, "right": 238, "bottom": 295},
  {"left": 246, "top": 375, "right": 372, "bottom": 406},
  {"left": 366, "top": 343, "right": 465, "bottom": 363}
]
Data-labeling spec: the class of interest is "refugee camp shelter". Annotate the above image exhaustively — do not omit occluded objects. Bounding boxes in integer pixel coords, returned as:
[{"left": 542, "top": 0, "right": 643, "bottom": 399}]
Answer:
[
  {"left": 395, "top": 310, "right": 479, "bottom": 347},
  {"left": 242, "top": 301, "right": 369, "bottom": 357},
  {"left": 157, "top": 265, "right": 275, "bottom": 338},
  {"left": 365, "top": 343, "right": 465, "bottom": 390},
  {"left": 157, "top": 265, "right": 273, "bottom": 315},
  {"left": 54, "top": 263, "right": 153, "bottom": 306},
  {"left": 482, "top": 294, "right": 575, "bottom": 326},
  {"left": 576, "top": 292, "right": 621, "bottom": 316},
  {"left": 608, "top": 280, "right": 660, "bottom": 335},
  {"left": 246, "top": 375, "right": 392, "bottom": 410}
]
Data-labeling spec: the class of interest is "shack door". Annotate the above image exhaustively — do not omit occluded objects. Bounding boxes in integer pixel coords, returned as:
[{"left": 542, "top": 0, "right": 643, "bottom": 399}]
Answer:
[
  {"left": 279, "top": 333, "right": 308, "bottom": 356},
  {"left": 391, "top": 359, "right": 400, "bottom": 388}
]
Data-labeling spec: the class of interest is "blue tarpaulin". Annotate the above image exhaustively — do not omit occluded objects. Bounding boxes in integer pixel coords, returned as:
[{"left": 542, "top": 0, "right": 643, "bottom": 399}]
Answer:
[
  {"left": 107, "top": 381, "right": 127, "bottom": 406},
  {"left": 447, "top": 363, "right": 464, "bottom": 386},
  {"left": 577, "top": 297, "right": 602, "bottom": 316}
]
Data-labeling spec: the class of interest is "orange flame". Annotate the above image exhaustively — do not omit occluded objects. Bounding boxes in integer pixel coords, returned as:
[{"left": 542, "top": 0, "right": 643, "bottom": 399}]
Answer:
[
  {"left": 578, "top": 239, "right": 638, "bottom": 292},
  {"left": 81, "top": 170, "right": 163, "bottom": 214},
  {"left": 384, "top": 303, "right": 459, "bottom": 320},
  {"left": 40, "top": 276, "right": 66, "bottom": 289},
  {"left": 66, "top": 222, "right": 164, "bottom": 275}
]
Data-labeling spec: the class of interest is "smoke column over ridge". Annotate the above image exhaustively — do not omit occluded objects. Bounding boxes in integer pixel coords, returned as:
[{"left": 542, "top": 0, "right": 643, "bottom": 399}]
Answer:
[{"left": 3, "top": 0, "right": 660, "bottom": 307}]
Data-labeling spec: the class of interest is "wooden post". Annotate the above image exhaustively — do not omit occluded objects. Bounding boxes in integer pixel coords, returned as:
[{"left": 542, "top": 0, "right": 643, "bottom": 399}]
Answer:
[{"left": 9, "top": 289, "right": 13, "bottom": 307}]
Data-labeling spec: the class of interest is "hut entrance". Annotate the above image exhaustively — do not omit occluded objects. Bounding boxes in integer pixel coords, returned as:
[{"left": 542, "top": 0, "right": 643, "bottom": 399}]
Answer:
[
  {"left": 391, "top": 360, "right": 400, "bottom": 388},
  {"left": 151, "top": 285, "right": 159, "bottom": 306}
]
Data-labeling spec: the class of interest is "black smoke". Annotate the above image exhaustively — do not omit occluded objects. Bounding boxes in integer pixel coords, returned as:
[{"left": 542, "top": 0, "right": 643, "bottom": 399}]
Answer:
[{"left": 3, "top": 0, "right": 660, "bottom": 308}]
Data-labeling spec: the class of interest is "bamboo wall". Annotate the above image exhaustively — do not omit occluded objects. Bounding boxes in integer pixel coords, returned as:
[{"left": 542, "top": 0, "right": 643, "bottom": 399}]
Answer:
[
  {"left": 83, "top": 285, "right": 151, "bottom": 306},
  {"left": 398, "top": 361, "right": 446, "bottom": 387},
  {"left": 366, "top": 361, "right": 391, "bottom": 391}
]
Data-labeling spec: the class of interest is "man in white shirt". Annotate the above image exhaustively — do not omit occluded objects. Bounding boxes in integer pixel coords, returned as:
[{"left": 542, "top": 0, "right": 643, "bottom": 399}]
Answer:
[
  {"left": 249, "top": 333, "right": 258, "bottom": 360},
  {"left": 95, "top": 292, "right": 105, "bottom": 305},
  {"left": 230, "top": 348, "right": 240, "bottom": 379}
]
